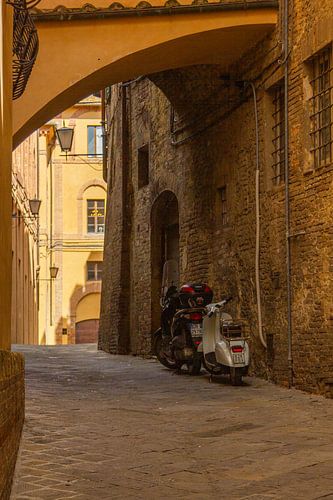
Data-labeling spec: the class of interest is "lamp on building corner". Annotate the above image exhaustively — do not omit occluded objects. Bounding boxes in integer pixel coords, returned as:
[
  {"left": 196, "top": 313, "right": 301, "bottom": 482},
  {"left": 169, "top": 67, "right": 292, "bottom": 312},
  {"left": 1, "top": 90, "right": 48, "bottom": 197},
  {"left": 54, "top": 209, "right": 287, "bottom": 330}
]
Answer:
[
  {"left": 29, "top": 198, "right": 41, "bottom": 216},
  {"left": 49, "top": 266, "right": 59, "bottom": 280}
]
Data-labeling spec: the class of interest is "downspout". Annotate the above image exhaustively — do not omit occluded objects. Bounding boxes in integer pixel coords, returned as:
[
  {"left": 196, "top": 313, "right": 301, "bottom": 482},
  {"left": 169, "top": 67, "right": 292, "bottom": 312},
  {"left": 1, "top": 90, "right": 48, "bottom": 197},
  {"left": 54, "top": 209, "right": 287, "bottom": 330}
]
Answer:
[
  {"left": 49, "top": 152, "right": 53, "bottom": 327},
  {"left": 249, "top": 82, "right": 266, "bottom": 349},
  {"left": 36, "top": 130, "right": 40, "bottom": 337},
  {"left": 283, "top": 0, "right": 293, "bottom": 387},
  {"left": 101, "top": 88, "right": 108, "bottom": 183}
]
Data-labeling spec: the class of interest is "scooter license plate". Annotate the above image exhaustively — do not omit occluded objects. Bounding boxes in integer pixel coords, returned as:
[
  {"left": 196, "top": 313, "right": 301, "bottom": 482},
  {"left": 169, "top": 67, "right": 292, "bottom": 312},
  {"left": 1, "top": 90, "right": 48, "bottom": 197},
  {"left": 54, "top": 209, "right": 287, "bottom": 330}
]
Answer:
[
  {"left": 191, "top": 324, "right": 203, "bottom": 337},
  {"left": 233, "top": 353, "right": 245, "bottom": 364}
]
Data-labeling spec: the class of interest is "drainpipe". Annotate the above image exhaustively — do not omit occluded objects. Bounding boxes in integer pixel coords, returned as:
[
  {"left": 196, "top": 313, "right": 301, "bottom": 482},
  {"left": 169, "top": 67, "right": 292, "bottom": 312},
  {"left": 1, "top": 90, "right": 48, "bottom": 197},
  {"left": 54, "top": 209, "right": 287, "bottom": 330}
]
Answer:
[
  {"left": 249, "top": 82, "right": 266, "bottom": 350},
  {"left": 36, "top": 130, "right": 40, "bottom": 336},
  {"left": 283, "top": 0, "right": 293, "bottom": 387},
  {"left": 101, "top": 88, "right": 108, "bottom": 183}
]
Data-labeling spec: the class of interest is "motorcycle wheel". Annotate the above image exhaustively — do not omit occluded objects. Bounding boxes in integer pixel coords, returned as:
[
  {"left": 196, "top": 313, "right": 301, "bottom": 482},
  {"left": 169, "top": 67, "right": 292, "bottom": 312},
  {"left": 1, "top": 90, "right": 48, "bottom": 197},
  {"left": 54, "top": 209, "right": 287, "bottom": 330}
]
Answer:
[
  {"left": 187, "top": 354, "right": 202, "bottom": 376},
  {"left": 153, "top": 330, "right": 178, "bottom": 370},
  {"left": 230, "top": 368, "right": 243, "bottom": 386},
  {"left": 202, "top": 358, "right": 224, "bottom": 376}
]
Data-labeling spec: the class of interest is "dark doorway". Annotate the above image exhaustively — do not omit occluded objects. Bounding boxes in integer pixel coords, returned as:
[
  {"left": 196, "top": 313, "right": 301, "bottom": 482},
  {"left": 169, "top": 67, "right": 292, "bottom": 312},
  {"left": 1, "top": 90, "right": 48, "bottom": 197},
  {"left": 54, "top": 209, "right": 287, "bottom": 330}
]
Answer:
[
  {"left": 151, "top": 191, "right": 180, "bottom": 335},
  {"left": 75, "top": 319, "right": 99, "bottom": 344}
]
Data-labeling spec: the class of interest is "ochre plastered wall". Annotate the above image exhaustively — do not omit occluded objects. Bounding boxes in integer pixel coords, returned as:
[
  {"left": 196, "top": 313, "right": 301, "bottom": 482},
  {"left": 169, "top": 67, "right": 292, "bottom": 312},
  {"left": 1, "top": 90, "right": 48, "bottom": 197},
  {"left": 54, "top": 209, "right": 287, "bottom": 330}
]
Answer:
[
  {"left": 13, "top": 7, "right": 277, "bottom": 146},
  {"left": 0, "top": 6, "right": 25, "bottom": 500},
  {"left": 0, "top": 2, "right": 13, "bottom": 350}
]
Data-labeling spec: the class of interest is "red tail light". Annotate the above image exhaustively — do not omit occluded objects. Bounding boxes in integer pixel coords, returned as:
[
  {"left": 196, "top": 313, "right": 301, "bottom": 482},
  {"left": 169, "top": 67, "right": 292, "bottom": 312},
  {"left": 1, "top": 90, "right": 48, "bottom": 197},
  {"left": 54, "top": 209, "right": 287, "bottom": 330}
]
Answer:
[
  {"left": 231, "top": 345, "right": 244, "bottom": 353},
  {"left": 204, "top": 285, "right": 212, "bottom": 294},
  {"left": 190, "top": 313, "right": 202, "bottom": 321},
  {"left": 194, "top": 340, "right": 201, "bottom": 346}
]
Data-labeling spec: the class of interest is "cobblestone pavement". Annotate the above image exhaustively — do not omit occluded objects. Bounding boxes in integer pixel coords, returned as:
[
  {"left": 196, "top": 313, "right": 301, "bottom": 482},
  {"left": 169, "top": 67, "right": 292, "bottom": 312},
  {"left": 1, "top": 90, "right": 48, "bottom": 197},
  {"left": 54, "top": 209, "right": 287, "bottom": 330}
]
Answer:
[{"left": 11, "top": 345, "right": 333, "bottom": 500}]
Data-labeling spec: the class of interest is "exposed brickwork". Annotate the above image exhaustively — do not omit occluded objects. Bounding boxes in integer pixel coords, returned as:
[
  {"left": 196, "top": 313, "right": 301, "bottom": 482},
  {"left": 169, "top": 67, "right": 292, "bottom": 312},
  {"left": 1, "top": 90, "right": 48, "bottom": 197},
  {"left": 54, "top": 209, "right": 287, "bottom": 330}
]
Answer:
[
  {"left": 99, "top": 1, "right": 333, "bottom": 395},
  {"left": 0, "top": 351, "right": 25, "bottom": 499}
]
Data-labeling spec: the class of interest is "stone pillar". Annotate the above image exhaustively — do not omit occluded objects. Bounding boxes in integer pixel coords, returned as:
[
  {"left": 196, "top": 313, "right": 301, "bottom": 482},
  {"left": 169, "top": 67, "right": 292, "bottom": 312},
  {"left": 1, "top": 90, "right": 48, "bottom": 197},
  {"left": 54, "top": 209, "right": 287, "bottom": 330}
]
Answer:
[{"left": 0, "top": 3, "right": 13, "bottom": 350}]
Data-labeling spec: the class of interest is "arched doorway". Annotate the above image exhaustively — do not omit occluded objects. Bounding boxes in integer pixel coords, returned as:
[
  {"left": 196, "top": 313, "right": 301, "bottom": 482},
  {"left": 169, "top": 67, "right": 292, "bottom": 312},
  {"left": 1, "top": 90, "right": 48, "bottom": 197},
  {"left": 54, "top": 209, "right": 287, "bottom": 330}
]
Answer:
[
  {"left": 75, "top": 293, "right": 101, "bottom": 344},
  {"left": 151, "top": 191, "right": 180, "bottom": 335}
]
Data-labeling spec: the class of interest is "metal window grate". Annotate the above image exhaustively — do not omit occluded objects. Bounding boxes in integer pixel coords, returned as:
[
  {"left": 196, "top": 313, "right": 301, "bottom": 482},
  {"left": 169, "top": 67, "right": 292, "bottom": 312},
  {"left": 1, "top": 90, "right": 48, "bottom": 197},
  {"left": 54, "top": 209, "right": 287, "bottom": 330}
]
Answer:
[
  {"left": 10, "top": 0, "right": 39, "bottom": 100},
  {"left": 219, "top": 186, "right": 228, "bottom": 226},
  {"left": 310, "top": 46, "right": 333, "bottom": 168},
  {"left": 271, "top": 83, "right": 285, "bottom": 185}
]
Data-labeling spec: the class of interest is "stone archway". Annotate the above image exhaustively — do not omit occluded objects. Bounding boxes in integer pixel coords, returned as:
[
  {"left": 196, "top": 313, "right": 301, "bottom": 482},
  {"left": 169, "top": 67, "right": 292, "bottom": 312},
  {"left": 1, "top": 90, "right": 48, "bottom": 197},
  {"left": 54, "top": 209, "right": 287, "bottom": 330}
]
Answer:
[
  {"left": 13, "top": 5, "right": 278, "bottom": 146},
  {"left": 150, "top": 190, "right": 180, "bottom": 335}
]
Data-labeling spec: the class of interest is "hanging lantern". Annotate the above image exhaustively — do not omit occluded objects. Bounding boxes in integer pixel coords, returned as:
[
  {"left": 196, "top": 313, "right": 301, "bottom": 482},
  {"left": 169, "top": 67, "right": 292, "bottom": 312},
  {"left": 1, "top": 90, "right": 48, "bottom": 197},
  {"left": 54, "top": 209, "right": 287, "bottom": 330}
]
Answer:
[
  {"left": 55, "top": 126, "right": 74, "bottom": 152},
  {"left": 29, "top": 198, "right": 41, "bottom": 216},
  {"left": 49, "top": 266, "right": 59, "bottom": 280}
]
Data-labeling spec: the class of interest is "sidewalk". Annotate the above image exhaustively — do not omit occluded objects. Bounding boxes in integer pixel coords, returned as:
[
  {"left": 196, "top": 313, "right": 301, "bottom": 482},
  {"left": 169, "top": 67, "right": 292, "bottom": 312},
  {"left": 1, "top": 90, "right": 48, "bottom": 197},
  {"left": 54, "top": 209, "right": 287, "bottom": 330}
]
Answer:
[{"left": 11, "top": 345, "right": 333, "bottom": 500}]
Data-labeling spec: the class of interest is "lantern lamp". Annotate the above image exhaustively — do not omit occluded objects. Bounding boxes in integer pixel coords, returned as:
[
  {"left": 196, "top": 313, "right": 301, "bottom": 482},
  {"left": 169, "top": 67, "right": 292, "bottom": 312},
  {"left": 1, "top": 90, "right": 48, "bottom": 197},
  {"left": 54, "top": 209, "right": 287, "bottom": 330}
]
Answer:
[
  {"left": 49, "top": 266, "right": 59, "bottom": 280},
  {"left": 29, "top": 198, "right": 41, "bottom": 216},
  {"left": 55, "top": 126, "right": 74, "bottom": 153}
]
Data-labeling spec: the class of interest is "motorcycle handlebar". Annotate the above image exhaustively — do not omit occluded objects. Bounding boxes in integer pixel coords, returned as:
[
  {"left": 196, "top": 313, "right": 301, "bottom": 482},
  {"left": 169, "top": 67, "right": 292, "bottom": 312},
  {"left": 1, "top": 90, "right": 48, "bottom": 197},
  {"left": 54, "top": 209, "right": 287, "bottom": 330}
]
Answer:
[{"left": 207, "top": 297, "right": 233, "bottom": 317}]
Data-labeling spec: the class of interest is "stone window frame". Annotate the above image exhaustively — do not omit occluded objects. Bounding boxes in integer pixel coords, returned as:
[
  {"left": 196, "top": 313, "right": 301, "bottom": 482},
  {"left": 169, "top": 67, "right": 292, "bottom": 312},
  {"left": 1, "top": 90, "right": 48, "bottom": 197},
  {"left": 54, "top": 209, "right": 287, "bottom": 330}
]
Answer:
[
  {"left": 76, "top": 180, "right": 107, "bottom": 236},
  {"left": 309, "top": 44, "right": 333, "bottom": 169}
]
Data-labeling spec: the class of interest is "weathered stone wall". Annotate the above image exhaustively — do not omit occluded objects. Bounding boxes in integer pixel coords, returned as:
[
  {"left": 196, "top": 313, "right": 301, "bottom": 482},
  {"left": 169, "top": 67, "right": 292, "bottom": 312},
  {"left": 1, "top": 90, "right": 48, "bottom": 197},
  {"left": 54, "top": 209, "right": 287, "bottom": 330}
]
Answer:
[
  {"left": 0, "top": 351, "right": 25, "bottom": 499},
  {"left": 99, "top": 0, "right": 333, "bottom": 395}
]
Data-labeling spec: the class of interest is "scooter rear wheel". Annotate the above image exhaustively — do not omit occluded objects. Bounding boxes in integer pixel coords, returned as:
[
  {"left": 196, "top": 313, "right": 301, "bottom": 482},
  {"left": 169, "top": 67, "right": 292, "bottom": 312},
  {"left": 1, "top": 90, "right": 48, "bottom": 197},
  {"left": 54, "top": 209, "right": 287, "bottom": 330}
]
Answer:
[{"left": 230, "top": 368, "right": 243, "bottom": 386}]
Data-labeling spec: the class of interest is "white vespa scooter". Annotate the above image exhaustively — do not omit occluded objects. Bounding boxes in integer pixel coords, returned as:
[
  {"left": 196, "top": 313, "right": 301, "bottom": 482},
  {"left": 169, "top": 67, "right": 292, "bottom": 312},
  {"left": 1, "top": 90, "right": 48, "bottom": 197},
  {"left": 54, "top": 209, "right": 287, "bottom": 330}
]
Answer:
[{"left": 200, "top": 298, "right": 250, "bottom": 385}]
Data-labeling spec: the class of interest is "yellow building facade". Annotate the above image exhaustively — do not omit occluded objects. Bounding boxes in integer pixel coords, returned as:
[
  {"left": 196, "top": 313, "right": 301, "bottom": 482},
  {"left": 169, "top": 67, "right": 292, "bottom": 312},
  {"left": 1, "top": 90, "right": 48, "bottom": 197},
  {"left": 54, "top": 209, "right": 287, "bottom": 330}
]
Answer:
[
  {"left": 11, "top": 134, "right": 39, "bottom": 344},
  {"left": 38, "top": 96, "right": 106, "bottom": 345}
]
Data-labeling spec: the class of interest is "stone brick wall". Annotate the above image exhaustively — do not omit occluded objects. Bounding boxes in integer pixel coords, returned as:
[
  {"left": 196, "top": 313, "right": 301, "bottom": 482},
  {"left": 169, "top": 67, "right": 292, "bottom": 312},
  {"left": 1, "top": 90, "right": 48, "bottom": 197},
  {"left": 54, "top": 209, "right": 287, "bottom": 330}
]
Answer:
[
  {"left": 99, "top": 1, "right": 333, "bottom": 395},
  {"left": 0, "top": 351, "right": 25, "bottom": 499}
]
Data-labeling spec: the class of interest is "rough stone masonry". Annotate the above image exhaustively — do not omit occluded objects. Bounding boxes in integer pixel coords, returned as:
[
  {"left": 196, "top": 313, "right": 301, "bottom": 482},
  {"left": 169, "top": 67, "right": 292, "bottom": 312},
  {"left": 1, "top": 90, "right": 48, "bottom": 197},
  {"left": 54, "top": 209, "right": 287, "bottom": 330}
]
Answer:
[{"left": 98, "top": 0, "right": 333, "bottom": 396}]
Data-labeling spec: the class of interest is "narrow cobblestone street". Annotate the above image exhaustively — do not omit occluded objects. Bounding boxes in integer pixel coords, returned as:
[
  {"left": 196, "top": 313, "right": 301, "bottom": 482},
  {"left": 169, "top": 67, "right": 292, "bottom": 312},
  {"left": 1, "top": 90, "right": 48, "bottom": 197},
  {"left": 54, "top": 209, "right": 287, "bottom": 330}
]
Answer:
[{"left": 11, "top": 345, "right": 333, "bottom": 500}]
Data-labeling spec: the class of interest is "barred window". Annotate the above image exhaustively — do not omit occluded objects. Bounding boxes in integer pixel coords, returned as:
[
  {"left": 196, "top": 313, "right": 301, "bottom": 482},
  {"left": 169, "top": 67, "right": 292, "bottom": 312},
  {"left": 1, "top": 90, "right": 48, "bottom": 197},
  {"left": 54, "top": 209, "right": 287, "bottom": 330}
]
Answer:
[
  {"left": 219, "top": 186, "right": 228, "bottom": 226},
  {"left": 272, "top": 83, "right": 285, "bottom": 185},
  {"left": 87, "top": 262, "right": 103, "bottom": 281},
  {"left": 138, "top": 144, "right": 149, "bottom": 189},
  {"left": 87, "top": 199, "right": 105, "bottom": 234},
  {"left": 310, "top": 46, "right": 332, "bottom": 168}
]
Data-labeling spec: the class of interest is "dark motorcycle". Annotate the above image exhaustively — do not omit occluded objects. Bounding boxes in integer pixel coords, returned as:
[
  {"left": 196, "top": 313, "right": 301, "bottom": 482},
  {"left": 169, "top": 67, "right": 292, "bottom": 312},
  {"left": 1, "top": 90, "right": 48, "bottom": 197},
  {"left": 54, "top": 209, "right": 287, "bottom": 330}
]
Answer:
[{"left": 153, "top": 273, "right": 213, "bottom": 375}]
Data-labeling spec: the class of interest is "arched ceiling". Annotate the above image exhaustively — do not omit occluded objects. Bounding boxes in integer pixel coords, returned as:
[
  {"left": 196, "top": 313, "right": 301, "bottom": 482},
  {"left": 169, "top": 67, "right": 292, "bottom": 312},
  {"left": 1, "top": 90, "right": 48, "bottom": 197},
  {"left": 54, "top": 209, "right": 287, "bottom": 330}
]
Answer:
[{"left": 13, "top": 3, "right": 278, "bottom": 147}]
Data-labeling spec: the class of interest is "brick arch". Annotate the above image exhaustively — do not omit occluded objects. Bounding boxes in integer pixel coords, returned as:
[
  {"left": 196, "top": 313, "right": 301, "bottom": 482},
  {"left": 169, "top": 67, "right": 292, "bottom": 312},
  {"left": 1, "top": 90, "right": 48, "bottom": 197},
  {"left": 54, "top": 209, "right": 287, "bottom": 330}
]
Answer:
[{"left": 68, "top": 282, "right": 102, "bottom": 344}]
